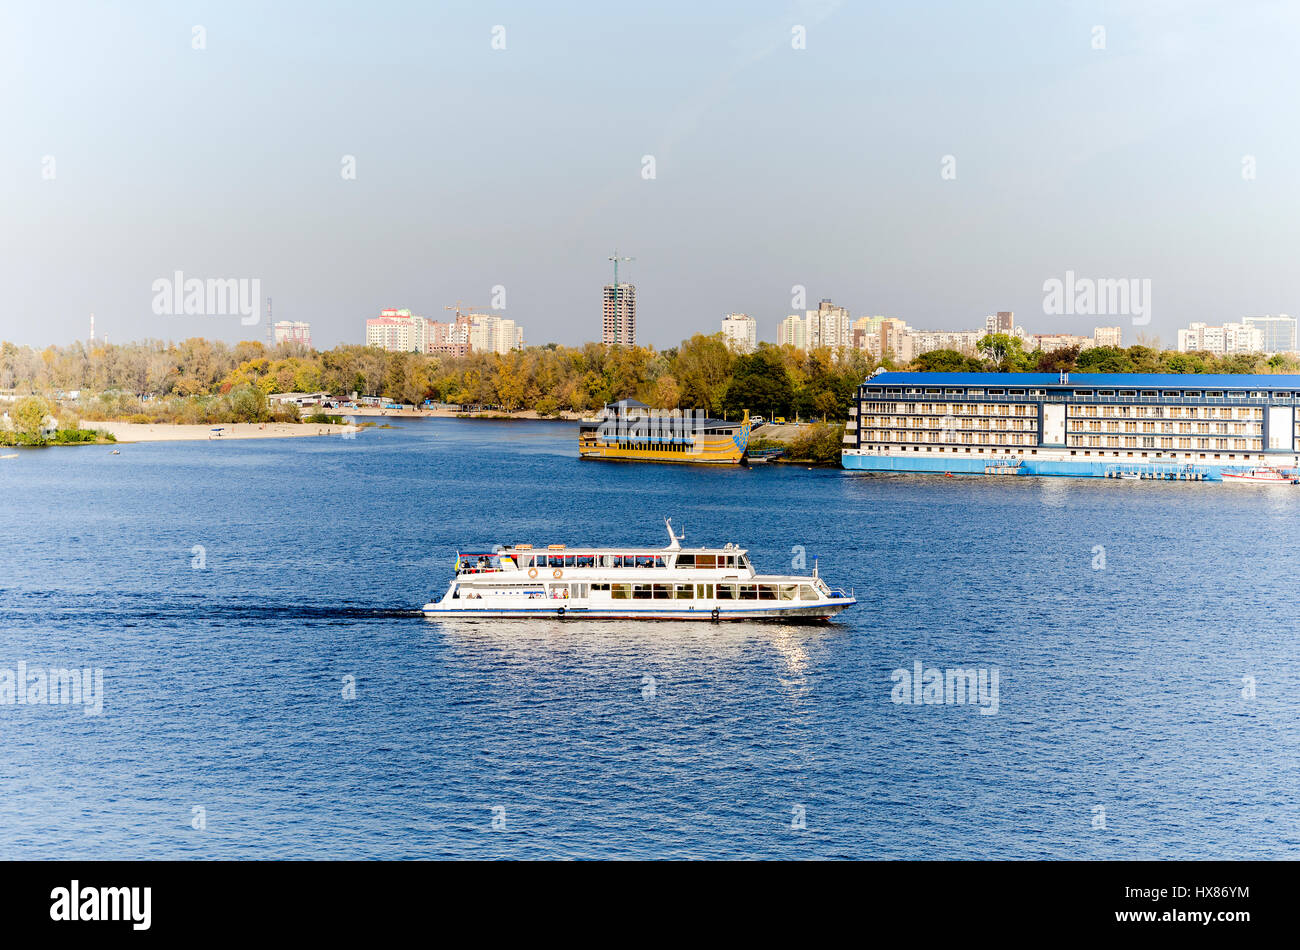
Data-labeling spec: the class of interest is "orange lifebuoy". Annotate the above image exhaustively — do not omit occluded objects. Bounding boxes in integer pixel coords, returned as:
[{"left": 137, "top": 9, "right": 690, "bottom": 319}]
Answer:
[
  {"left": 553, "top": 568, "right": 563, "bottom": 579},
  {"left": 528, "top": 567, "right": 538, "bottom": 579}
]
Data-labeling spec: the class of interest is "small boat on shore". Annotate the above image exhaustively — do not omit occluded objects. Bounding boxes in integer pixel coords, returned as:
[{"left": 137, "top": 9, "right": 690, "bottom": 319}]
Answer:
[
  {"left": 1221, "top": 467, "right": 1298, "bottom": 484},
  {"left": 422, "top": 519, "right": 855, "bottom": 621}
]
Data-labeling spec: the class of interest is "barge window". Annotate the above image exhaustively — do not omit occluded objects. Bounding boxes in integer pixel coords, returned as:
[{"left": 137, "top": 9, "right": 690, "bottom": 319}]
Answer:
[
  {"left": 632, "top": 584, "right": 652, "bottom": 600},
  {"left": 635, "top": 555, "right": 656, "bottom": 568},
  {"left": 717, "top": 584, "right": 737, "bottom": 599},
  {"left": 695, "top": 554, "right": 717, "bottom": 569},
  {"left": 758, "top": 585, "right": 778, "bottom": 600},
  {"left": 576, "top": 554, "right": 595, "bottom": 568},
  {"left": 799, "top": 585, "right": 818, "bottom": 601},
  {"left": 652, "top": 584, "right": 671, "bottom": 598},
  {"left": 740, "top": 584, "right": 758, "bottom": 599},
  {"left": 611, "top": 584, "right": 631, "bottom": 599},
  {"left": 674, "top": 584, "right": 695, "bottom": 599},
  {"left": 676, "top": 554, "right": 695, "bottom": 567},
  {"left": 564, "top": 555, "right": 576, "bottom": 567}
]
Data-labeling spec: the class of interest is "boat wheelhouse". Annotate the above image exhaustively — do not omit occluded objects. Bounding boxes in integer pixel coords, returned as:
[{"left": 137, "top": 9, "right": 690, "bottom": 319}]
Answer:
[
  {"left": 422, "top": 520, "right": 855, "bottom": 621},
  {"left": 578, "top": 399, "right": 750, "bottom": 465},
  {"left": 842, "top": 371, "right": 1300, "bottom": 482}
]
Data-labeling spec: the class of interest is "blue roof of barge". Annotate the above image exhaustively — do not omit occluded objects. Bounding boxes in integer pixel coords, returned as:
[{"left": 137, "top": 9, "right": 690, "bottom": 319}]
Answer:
[{"left": 865, "top": 372, "right": 1300, "bottom": 388}]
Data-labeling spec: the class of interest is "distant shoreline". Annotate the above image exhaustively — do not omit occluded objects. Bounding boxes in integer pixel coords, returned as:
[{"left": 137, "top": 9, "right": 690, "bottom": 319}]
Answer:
[{"left": 79, "top": 421, "right": 352, "bottom": 443}]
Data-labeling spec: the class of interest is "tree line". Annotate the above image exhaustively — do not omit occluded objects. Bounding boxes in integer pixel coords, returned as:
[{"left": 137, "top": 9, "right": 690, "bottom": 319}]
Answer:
[
  {"left": 0, "top": 336, "right": 875, "bottom": 422},
  {"left": 3, "top": 334, "right": 1297, "bottom": 427}
]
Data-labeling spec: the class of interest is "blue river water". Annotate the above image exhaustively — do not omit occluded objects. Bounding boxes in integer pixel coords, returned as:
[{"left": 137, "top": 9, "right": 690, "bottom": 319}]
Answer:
[{"left": 2, "top": 418, "right": 1298, "bottom": 859}]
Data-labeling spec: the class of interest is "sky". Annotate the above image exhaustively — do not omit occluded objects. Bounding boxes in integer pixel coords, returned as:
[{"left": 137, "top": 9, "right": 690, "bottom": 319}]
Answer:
[{"left": 3, "top": 0, "right": 1299, "bottom": 350}]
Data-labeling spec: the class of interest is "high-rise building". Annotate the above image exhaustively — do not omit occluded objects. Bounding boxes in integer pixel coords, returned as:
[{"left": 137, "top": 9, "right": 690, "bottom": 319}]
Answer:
[
  {"left": 1092, "top": 326, "right": 1123, "bottom": 348},
  {"left": 1176, "top": 322, "right": 1263, "bottom": 355},
  {"left": 467, "top": 314, "right": 524, "bottom": 355},
  {"left": 877, "top": 318, "right": 912, "bottom": 361},
  {"left": 273, "top": 320, "right": 312, "bottom": 348},
  {"left": 777, "top": 299, "right": 852, "bottom": 352},
  {"left": 778, "top": 314, "right": 808, "bottom": 349},
  {"left": 366, "top": 308, "right": 477, "bottom": 356},
  {"left": 720, "top": 313, "right": 757, "bottom": 353},
  {"left": 909, "top": 329, "right": 983, "bottom": 355},
  {"left": 1242, "top": 314, "right": 1297, "bottom": 354},
  {"left": 366, "top": 309, "right": 423, "bottom": 351},
  {"left": 603, "top": 283, "right": 636, "bottom": 345},
  {"left": 984, "top": 311, "right": 1014, "bottom": 335}
]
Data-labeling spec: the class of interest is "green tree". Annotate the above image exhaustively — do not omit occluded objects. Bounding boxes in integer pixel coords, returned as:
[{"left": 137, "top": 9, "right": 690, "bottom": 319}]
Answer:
[
  {"left": 1075, "top": 346, "right": 1133, "bottom": 373},
  {"left": 1035, "top": 344, "right": 1081, "bottom": 373},
  {"left": 977, "top": 333, "right": 1030, "bottom": 372},
  {"left": 912, "top": 349, "right": 980, "bottom": 372},
  {"left": 11, "top": 395, "right": 52, "bottom": 441},
  {"left": 722, "top": 346, "right": 794, "bottom": 417},
  {"left": 671, "top": 334, "right": 733, "bottom": 414}
]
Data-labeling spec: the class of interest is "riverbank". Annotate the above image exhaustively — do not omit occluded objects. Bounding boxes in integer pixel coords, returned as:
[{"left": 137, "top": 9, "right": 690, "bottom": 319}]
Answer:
[
  {"left": 345, "top": 406, "right": 584, "bottom": 420},
  {"left": 80, "top": 421, "right": 352, "bottom": 442}
]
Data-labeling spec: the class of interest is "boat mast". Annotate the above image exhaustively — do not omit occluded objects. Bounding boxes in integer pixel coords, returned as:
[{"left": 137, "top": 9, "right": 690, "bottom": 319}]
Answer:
[{"left": 664, "top": 517, "right": 684, "bottom": 551}]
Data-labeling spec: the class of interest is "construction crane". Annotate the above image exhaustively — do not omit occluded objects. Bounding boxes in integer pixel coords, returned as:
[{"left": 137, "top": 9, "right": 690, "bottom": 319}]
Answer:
[
  {"left": 444, "top": 301, "right": 482, "bottom": 321},
  {"left": 608, "top": 251, "right": 634, "bottom": 295}
]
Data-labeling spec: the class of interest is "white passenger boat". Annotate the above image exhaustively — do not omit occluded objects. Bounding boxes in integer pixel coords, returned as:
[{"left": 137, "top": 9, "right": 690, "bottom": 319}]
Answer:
[
  {"left": 422, "top": 520, "right": 856, "bottom": 621},
  {"left": 1221, "top": 467, "right": 1298, "bottom": 484}
]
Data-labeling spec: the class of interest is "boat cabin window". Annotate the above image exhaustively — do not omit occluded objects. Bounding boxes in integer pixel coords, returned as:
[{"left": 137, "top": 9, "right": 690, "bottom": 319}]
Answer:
[{"left": 799, "top": 584, "right": 818, "bottom": 601}]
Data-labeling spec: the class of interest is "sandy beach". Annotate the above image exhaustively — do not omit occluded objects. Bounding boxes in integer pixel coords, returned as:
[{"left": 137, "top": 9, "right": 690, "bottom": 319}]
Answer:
[
  {"left": 346, "top": 406, "right": 583, "bottom": 420},
  {"left": 80, "top": 421, "right": 353, "bottom": 442}
]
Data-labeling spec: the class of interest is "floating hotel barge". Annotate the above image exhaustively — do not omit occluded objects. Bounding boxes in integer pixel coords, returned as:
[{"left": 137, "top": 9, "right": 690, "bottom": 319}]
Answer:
[
  {"left": 422, "top": 520, "right": 855, "bottom": 621},
  {"left": 842, "top": 372, "right": 1300, "bottom": 482},
  {"left": 578, "top": 399, "right": 749, "bottom": 464}
]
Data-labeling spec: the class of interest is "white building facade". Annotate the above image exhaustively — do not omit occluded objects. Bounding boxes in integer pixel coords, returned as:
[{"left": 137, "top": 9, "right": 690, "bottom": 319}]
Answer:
[
  {"left": 720, "top": 313, "right": 757, "bottom": 353},
  {"left": 1176, "top": 322, "right": 1264, "bottom": 355}
]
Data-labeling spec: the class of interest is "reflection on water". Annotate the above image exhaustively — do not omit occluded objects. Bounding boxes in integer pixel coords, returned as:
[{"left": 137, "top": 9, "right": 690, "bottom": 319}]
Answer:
[{"left": 427, "top": 617, "right": 842, "bottom": 672}]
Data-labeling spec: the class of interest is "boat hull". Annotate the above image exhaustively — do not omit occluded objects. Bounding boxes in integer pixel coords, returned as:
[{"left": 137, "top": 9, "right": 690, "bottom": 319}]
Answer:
[{"left": 422, "top": 600, "right": 855, "bottom": 622}]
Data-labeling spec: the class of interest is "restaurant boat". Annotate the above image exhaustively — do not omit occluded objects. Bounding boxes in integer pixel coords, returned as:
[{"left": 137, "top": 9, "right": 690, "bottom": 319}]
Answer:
[
  {"left": 578, "top": 399, "right": 749, "bottom": 464},
  {"left": 421, "top": 519, "right": 855, "bottom": 621}
]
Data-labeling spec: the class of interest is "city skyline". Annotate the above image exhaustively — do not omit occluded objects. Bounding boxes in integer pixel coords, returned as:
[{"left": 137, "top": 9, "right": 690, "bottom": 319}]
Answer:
[{"left": 5, "top": 1, "right": 1299, "bottom": 350}]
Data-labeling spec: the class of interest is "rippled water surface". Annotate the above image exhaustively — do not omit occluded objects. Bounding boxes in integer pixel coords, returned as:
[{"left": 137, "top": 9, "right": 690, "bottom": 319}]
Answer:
[{"left": 2, "top": 419, "right": 1298, "bottom": 858}]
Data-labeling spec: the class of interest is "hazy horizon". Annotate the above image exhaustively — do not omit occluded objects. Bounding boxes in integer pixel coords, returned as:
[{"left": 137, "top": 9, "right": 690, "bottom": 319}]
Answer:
[{"left": 4, "top": 0, "right": 1298, "bottom": 351}]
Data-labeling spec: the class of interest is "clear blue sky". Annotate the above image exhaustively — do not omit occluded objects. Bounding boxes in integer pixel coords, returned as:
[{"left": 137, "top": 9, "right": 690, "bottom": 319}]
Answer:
[{"left": 3, "top": 0, "right": 1297, "bottom": 349}]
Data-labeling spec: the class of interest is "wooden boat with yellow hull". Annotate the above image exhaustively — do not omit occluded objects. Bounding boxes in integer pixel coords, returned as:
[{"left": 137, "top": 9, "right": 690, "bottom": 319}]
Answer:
[{"left": 578, "top": 399, "right": 749, "bottom": 465}]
